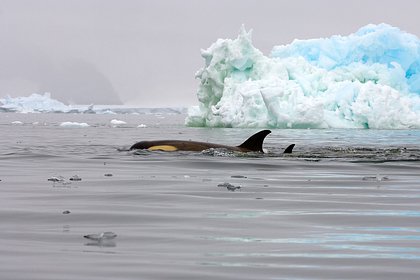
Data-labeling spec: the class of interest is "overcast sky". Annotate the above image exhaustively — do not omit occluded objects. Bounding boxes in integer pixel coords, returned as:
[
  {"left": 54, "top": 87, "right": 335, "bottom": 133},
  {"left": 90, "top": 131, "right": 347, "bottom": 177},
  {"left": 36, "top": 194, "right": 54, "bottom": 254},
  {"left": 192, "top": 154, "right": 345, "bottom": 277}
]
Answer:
[{"left": 0, "top": 0, "right": 419, "bottom": 106}]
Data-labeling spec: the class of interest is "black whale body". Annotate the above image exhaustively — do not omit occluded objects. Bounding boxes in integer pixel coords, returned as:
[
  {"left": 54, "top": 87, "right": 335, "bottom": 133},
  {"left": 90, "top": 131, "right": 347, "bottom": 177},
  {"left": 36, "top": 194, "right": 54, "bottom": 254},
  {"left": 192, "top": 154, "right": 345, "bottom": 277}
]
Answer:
[{"left": 130, "top": 130, "right": 294, "bottom": 153}]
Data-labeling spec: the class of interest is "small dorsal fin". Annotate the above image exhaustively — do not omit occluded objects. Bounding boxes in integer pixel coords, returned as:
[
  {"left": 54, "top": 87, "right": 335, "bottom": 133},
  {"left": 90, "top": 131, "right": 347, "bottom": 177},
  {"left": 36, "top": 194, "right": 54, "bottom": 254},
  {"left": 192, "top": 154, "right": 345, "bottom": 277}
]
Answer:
[
  {"left": 283, "top": 144, "right": 295, "bottom": 154},
  {"left": 237, "top": 130, "right": 271, "bottom": 152}
]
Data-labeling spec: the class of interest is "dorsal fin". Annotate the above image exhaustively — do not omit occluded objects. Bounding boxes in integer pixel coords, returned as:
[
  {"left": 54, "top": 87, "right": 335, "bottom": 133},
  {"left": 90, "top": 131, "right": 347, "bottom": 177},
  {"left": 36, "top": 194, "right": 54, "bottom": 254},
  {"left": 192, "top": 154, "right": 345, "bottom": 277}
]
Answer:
[
  {"left": 237, "top": 130, "right": 271, "bottom": 152},
  {"left": 283, "top": 144, "right": 295, "bottom": 154}
]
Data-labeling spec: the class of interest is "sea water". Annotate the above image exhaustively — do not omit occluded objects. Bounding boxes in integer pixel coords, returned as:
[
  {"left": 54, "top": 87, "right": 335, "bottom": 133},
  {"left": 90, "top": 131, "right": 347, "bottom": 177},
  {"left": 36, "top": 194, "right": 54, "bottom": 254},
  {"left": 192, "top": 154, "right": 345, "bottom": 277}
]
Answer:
[{"left": 0, "top": 112, "right": 419, "bottom": 279}]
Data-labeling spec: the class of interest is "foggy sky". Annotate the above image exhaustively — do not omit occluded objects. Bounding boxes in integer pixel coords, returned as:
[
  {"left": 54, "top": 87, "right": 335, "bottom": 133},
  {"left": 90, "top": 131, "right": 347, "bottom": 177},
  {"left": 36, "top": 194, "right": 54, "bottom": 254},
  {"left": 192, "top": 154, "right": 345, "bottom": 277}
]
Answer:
[{"left": 0, "top": 0, "right": 419, "bottom": 107}]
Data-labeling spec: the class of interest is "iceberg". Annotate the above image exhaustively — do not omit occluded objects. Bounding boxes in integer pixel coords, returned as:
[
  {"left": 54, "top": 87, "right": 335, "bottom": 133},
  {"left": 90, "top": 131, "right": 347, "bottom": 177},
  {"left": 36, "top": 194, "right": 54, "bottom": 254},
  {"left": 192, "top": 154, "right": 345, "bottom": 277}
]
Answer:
[
  {"left": 186, "top": 24, "right": 420, "bottom": 129},
  {"left": 0, "top": 93, "right": 187, "bottom": 114},
  {"left": 0, "top": 93, "right": 71, "bottom": 113}
]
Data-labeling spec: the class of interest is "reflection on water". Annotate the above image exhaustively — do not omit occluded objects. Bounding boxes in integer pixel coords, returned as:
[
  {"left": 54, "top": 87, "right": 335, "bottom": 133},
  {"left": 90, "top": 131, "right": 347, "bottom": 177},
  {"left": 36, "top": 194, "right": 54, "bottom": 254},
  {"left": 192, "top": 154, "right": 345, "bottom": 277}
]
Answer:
[
  {"left": 204, "top": 232, "right": 420, "bottom": 244},
  {"left": 84, "top": 240, "right": 117, "bottom": 248},
  {"left": 201, "top": 252, "right": 420, "bottom": 262},
  {"left": 204, "top": 229, "right": 420, "bottom": 261},
  {"left": 204, "top": 221, "right": 420, "bottom": 263},
  {"left": 325, "top": 244, "right": 419, "bottom": 253},
  {"left": 200, "top": 260, "right": 320, "bottom": 269},
  {"left": 208, "top": 210, "right": 420, "bottom": 219}
]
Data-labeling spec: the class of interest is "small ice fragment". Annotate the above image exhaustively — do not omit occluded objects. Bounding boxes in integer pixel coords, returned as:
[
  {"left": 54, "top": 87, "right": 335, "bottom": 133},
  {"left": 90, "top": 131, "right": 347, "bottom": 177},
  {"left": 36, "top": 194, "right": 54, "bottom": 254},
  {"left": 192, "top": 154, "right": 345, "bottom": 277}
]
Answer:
[
  {"left": 102, "top": 110, "right": 116, "bottom": 115},
  {"left": 60, "top": 122, "right": 89, "bottom": 128},
  {"left": 137, "top": 124, "right": 147, "bottom": 128},
  {"left": 48, "top": 176, "right": 65, "bottom": 182},
  {"left": 62, "top": 210, "right": 71, "bottom": 214},
  {"left": 110, "top": 119, "right": 126, "bottom": 126},
  {"left": 218, "top": 182, "right": 233, "bottom": 188},
  {"left": 104, "top": 173, "right": 113, "bottom": 177},
  {"left": 69, "top": 175, "right": 82, "bottom": 181},
  {"left": 217, "top": 182, "right": 241, "bottom": 191},
  {"left": 227, "top": 185, "right": 241, "bottom": 191},
  {"left": 362, "top": 176, "right": 388, "bottom": 182},
  {"left": 84, "top": 231, "right": 117, "bottom": 241},
  {"left": 11, "top": 121, "right": 23, "bottom": 125}
]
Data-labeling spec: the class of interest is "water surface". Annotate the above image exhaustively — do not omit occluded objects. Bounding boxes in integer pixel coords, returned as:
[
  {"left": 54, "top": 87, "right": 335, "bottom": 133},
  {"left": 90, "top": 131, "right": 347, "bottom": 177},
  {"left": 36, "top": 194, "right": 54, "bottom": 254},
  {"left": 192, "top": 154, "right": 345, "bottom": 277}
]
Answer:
[{"left": 0, "top": 113, "right": 419, "bottom": 279}]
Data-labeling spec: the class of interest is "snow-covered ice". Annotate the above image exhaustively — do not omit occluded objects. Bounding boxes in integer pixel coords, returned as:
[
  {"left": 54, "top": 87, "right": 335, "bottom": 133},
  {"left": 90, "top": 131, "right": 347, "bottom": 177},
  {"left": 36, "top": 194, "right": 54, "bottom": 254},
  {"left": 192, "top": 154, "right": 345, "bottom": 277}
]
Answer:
[{"left": 186, "top": 24, "right": 420, "bottom": 129}]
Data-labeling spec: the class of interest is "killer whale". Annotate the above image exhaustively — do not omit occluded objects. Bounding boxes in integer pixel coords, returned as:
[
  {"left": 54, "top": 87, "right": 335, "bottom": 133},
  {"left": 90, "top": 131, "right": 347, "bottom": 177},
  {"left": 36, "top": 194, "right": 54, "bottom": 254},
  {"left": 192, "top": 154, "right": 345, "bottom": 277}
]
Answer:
[{"left": 130, "top": 130, "right": 295, "bottom": 154}]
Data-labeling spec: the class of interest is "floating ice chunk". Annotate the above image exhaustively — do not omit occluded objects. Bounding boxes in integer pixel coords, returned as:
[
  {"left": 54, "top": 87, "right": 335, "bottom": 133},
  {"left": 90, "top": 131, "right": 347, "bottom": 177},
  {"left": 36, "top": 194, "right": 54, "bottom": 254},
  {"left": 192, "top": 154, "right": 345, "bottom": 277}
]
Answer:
[
  {"left": 11, "top": 121, "right": 23, "bottom": 125},
  {"left": 102, "top": 110, "right": 117, "bottom": 115},
  {"left": 69, "top": 175, "right": 82, "bottom": 181},
  {"left": 110, "top": 119, "right": 127, "bottom": 127},
  {"left": 84, "top": 232, "right": 117, "bottom": 241},
  {"left": 217, "top": 182, "right": 241, "bottom": 191},
  {"left": 137, "top": 124, "right": 147, "bottom": 128},
  {"left": 47, "top": 176, "right": 65, "bottom": 182},
  {"left": 362, "top": 175, "right": 390, "bottom": 181},
  {"left": 60, "top": 122, "right": 90, "bottom": 128}
]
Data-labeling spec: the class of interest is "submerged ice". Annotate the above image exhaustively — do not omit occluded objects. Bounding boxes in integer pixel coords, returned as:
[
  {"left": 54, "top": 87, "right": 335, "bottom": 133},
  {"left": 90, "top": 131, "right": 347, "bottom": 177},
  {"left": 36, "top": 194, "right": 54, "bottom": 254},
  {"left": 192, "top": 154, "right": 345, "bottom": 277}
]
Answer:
[{"left": 186, "top": 24, "right": 420, "bottom": 129}]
